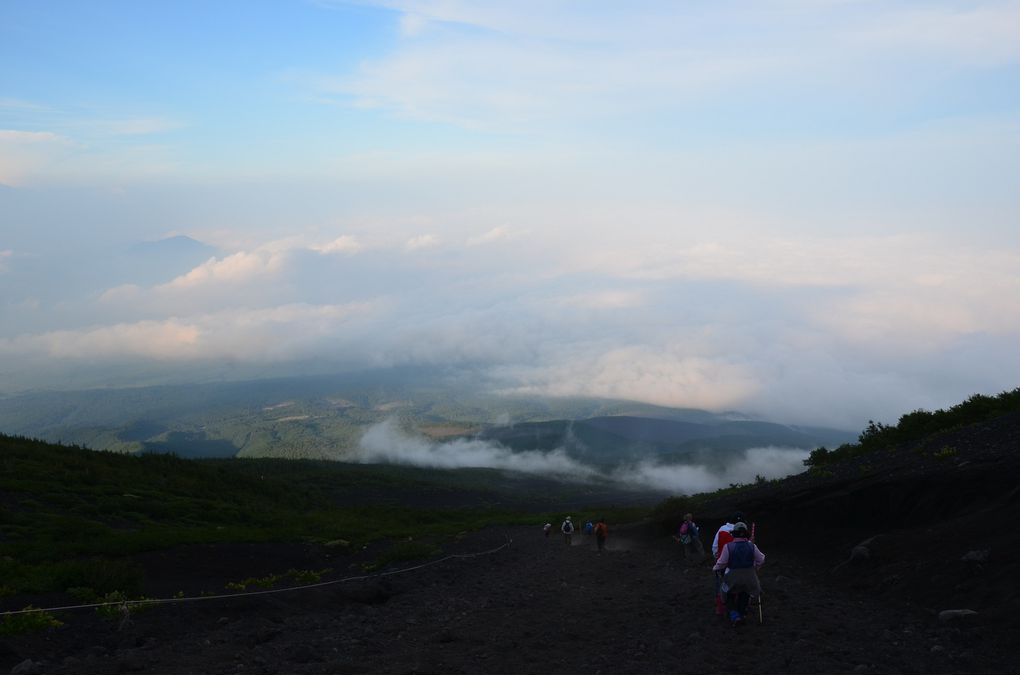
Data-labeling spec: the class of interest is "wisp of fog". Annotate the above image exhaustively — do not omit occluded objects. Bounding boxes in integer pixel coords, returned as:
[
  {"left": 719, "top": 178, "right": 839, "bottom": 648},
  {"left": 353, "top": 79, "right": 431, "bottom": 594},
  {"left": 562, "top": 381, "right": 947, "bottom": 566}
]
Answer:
[
  {"left": 358, "top": 419, "right": 598, "bottom": 478},
  {"left": 613, "top": 447, "right": 811, "bottom": 494},
  {"left": 357, "top": 420, "right": 810, "bottom": 493}
]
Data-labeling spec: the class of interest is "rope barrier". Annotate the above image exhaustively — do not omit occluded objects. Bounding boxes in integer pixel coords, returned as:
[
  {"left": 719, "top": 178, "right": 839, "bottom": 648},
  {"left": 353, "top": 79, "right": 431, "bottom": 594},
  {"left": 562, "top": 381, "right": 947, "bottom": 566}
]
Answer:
[{"left": 0, "top": 534, "right": 514, "bottom": 618}]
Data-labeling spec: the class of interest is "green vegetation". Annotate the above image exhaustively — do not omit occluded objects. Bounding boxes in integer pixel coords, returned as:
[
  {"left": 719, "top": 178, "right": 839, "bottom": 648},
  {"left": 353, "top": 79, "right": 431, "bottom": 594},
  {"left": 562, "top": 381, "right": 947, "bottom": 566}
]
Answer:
[
  {"left": 1, "top": 433, "right": 644, "bottom": 601},
  {"left": 803, "top": 388, "right": 1020, "bottom": 468},
  {"left": 92, "top": 591, "right": 158, "bottom": 620},
  {"left": 0, "top": 607, "right": 63, "bottom": 635},
  {"left": 225, "top": 568, "right": 332, "bottom": 591}
]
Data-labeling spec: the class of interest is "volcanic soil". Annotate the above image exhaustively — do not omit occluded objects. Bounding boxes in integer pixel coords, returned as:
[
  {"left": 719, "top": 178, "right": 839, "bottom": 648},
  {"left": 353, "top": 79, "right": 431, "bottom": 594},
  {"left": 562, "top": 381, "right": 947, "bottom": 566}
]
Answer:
[{"left": 3, "top": 412, "right": 1019, "bottom": 674}]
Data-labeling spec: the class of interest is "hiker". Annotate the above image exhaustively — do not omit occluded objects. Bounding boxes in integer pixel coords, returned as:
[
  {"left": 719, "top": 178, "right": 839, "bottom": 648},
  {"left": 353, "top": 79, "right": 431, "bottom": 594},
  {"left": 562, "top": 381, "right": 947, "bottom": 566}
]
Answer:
[
  {"left": 584, "top": 519, "right": 594, "bottom": 535},
  {"left": 543, "top": 522, "right": 552, "bottom": 538},
  {"left": 713, "top": 521, "right": 764, "bottom": 626},
  {"left": 561, "top": 516, "right": 574, "bottom": 545},
  {"left": 594, "top": 517, "right": 608, "bottom": 553},
  {"left": 712, "top": 512, "right": 742, "bottom": 558},
  {"left": 677, "top": 513, "right": 704, "bottom": 560},
  {"left": 711, "top": 513, "right": 741, "bottom": 615}
]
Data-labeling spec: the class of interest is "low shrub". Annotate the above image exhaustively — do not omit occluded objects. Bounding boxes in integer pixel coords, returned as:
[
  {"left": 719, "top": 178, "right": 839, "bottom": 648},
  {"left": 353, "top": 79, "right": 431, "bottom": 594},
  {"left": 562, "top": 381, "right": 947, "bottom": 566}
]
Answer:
[{"left": 0, "top": 607, "right": 63, "bottom": 635}]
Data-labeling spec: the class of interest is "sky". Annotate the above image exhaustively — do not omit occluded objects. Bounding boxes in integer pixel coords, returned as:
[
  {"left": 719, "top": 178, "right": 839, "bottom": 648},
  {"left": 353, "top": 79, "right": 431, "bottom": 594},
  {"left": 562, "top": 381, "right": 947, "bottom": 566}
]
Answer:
[{"left": 2, "top": 0, "right": 1019, "bottom": 429}]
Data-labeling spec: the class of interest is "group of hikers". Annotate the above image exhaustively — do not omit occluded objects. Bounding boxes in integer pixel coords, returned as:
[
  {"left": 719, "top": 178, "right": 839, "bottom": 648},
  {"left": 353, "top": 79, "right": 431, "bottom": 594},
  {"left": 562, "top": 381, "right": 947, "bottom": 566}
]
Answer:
[
  {"left": 679, "top": 510, "right": 765, "bottom": 627},
  {"left": 543, "top": 510, "right": 765, "bottom": 627},
  {"left": 542, "top": 516, "right": 609, "bottom": 552}
]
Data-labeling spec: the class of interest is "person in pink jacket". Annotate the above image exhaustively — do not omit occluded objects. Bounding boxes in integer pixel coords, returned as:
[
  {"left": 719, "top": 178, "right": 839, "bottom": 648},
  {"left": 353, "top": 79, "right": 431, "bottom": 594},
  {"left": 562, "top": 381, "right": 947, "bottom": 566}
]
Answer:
[{"left": 712, "top": 522, "right": 765, "bottom": 626}]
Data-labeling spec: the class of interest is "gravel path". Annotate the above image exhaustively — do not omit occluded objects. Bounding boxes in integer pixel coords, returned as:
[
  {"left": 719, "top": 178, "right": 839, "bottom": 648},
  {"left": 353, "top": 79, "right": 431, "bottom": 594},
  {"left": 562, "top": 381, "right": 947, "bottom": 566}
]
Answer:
[{"left": 3, "top": 522, "right": 1003, "bottom": 674}]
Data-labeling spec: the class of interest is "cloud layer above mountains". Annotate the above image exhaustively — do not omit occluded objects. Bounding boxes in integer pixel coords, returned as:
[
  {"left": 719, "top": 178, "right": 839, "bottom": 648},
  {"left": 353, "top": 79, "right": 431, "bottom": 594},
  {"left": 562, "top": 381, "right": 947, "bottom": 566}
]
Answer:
[{"left": 2, "top": 1, "right": 1019, "bottom": 429}]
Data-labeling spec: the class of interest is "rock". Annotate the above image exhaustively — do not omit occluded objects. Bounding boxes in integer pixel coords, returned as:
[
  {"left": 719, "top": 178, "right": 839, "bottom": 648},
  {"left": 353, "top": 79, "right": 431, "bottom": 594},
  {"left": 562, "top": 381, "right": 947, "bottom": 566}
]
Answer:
[
  {"left": 10, "top": 660, "right": 41, "bottom": 675},
  {"left": 285, "top": 643, "right": 323, "bottom": 664},
  {"left": 431, "top": 629, "right": 457, "bottom": 644},
  {"left": 116, "top": 651, "right": 146, "bottom": 672},
  {"left": 849, "top": 545, "right": 870, "bottom": 563},
  {"left": 938, "top": 609, "right": 978, "bottom": 624},
  {"left": 931, "top": 645, "right": 945, "bottom": 653},
  {"left": 961, "top": 550, "right": 990, "bottom": 563},
  {"left": 252, "top": 628, "right": 281, "bottom": 645},
  {"left": 340, "top": 581, "right": 391, "bottom": 605},
  {"left": 218, "top": 616, "right": 231, "bottom": 625}
]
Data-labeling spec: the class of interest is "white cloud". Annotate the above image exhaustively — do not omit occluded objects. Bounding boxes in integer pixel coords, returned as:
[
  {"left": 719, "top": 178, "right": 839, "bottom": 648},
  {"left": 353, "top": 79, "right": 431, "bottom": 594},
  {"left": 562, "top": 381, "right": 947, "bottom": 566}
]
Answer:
[
  {"left": 849, "top": 3, "right": 1020, "bottom": 67},
  {"left": 614, "top": 447, "right": 811, "bottom": 494},
  {"left": 0, "top": 250, "right": 12, "bottom": 273},
  {"left": 0, "top": 302, "right": 374, "bottom": 362},
  {"left": 552, "top": 290, "right": 646, "bottom": 310},
  {"left": 312, "top": 1, "right": 1020, "bottom": 130},
  {"left": 357, "top": 418, "right": 598, "bottom": 476},
  {"left": 405, "top": 234, "right": 439, "bottom": 250},
  {"left": 466, "top": 226, "right": 517, "bottom": 246},
  {"left": 503, "top": 346, "right": 762, "bottom": 412},
  {"left": 0, "top": 130, "right": 74, "bottom": 187},
  {"left": 356, "top": 419, "right": 810, "bottom": 493},
  {"left": 162, "top": 250, "right": 287, "bottom": 290},
  {"left": 311, "top": 235, "right": 363, "bottom": 254}
]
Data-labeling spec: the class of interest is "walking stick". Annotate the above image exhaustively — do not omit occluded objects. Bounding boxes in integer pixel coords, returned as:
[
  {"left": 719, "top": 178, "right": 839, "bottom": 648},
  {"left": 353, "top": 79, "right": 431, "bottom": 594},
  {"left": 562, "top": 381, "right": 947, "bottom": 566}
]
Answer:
[{"left": 750, "top": 521, "right": 764, "bottom": 623}]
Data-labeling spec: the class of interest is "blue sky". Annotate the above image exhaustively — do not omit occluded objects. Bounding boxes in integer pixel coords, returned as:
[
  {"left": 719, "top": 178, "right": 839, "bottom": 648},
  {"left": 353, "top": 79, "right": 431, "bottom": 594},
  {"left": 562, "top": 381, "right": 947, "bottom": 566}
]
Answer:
[{"left": 2, "top": 0, "right": 1019, "bottom": 428}]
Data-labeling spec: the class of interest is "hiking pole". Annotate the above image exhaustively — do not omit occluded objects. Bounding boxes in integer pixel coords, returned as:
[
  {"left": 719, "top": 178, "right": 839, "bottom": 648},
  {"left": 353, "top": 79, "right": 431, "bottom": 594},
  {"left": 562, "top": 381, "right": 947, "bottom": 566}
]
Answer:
[{"left": 750, "top": 521, "right": 763, "bottom": 624}]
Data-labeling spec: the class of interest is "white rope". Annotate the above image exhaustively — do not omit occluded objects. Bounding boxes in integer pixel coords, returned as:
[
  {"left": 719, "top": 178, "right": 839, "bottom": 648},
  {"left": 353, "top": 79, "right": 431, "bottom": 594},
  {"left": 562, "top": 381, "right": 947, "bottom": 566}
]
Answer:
[{"left": 0, "top": 534, "right": 513, "bottom": 618}]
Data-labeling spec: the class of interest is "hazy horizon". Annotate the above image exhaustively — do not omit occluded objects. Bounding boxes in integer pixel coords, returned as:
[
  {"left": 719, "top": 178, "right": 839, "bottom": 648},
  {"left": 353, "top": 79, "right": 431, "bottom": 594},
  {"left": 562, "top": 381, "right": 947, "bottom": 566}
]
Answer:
[{"left": 3, "top": 1, "right": 1019, "bottom": 431}]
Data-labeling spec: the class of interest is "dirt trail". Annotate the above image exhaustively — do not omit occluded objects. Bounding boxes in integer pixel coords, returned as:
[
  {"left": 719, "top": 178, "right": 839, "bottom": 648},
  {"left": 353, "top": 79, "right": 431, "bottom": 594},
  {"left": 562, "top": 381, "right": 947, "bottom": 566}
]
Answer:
[{"left": 2, "top": 523, "right": 1002, "bottom": 674}]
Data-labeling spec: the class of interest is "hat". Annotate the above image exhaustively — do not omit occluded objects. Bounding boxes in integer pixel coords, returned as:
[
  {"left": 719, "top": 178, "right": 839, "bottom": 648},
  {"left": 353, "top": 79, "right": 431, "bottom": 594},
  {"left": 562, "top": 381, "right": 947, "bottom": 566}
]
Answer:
[
  {"left": 566, "top": 516, "right": 572, "bottom": 520},
  {"left": 732, "top": 522, "right": 749, "bottom": 535}
]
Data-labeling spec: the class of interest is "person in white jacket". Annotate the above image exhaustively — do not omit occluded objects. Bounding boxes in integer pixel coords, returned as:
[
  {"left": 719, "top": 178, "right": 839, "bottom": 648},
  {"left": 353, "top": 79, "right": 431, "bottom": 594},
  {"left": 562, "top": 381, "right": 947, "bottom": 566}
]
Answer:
[{"left": 561, "top": 516, "right": 574, "bottom": 545}]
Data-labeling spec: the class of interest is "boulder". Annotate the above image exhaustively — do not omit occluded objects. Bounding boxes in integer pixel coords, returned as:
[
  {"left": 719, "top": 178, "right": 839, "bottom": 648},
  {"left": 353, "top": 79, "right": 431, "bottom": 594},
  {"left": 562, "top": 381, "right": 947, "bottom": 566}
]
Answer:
[
  {"left": 849, "top": 545, "right": 871, "bottom": 563},
  {"left": 10, "top": 660, "right": 41, "bottom": 675},
  {"left": 938, "top": 609, "right": 978, "bottom": 624},
  {"left": 960, "top": 549, "right": 990, "bottom": 563}
]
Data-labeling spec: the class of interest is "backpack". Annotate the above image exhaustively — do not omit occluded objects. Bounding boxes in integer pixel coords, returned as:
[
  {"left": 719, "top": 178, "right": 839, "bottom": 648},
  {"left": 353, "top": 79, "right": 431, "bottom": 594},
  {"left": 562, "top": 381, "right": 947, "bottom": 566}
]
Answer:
[
  {"left": 679, "top": 521, "right": 692, "bottom": 544},
  {"left": 562, "top": 521, "right": 573, "bottom": 533}
]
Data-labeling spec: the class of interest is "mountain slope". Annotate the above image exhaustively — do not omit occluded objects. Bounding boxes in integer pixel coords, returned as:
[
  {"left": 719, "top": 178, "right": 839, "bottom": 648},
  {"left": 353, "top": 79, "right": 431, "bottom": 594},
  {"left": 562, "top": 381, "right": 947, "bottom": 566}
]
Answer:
[
  {"left": 0, "top": 373, "right": 854, "bottom": 461},
  {"left": 478, "top": 415, "right": 854, "bottom": 467},
  {"left": 2, "top": 408, "right": 1017, "bottom": 673}
]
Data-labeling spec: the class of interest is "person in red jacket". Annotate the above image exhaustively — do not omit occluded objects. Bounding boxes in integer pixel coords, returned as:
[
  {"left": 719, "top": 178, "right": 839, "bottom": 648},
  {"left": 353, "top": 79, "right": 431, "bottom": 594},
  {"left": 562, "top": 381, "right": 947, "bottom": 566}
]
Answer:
[
  {"left": 711, "top": 513, "right": 741, "bottom": 615},
  {"left": 594, "top": 517, "right": 608, "bottom": 553}
]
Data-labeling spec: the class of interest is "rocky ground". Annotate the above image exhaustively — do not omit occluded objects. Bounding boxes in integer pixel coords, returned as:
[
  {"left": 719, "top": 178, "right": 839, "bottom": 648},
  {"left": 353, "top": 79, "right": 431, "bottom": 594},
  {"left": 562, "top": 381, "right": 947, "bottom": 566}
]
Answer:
[{"left": 3, "top": 412, "right": 1018, "bottom": 674}]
